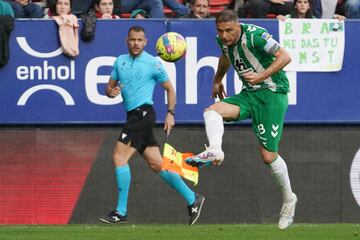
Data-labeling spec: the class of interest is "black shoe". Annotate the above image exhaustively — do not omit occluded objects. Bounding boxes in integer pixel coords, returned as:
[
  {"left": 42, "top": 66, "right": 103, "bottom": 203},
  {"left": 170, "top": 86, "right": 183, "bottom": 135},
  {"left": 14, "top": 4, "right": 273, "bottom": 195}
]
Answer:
[
  {"left": 188, "top": 194, "right": 205, "bottom": 226},
  {"left": 98, "top": 210, "right": 127, "bottom": 224}
]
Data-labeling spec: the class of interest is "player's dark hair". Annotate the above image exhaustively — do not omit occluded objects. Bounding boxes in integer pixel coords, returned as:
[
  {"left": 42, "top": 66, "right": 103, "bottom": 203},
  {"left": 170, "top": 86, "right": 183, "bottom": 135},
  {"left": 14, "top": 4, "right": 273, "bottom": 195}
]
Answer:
[
  {"left": 128, "top": 26, "right": 146, "bottom": 35},
  {"left": 215, "top": 9, "right": 238, "bottom": 23}
]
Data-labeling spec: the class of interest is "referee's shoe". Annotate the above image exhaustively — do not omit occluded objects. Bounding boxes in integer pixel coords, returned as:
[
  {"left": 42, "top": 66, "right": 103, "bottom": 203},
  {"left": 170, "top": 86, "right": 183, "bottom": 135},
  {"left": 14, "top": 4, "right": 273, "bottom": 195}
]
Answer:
[
  {"left": 98, "top": 210, "right": 127, "bottom": 224},
  {"left": 188, "top": 194, "right": 205, "bottom": 225}
]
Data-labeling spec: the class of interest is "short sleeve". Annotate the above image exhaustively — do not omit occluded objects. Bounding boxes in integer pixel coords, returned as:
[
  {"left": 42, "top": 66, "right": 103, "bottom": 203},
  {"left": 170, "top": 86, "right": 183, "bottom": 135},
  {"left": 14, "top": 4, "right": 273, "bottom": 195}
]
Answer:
[{"left": 154, "top": 59, "right": 169, "bottom": 83}]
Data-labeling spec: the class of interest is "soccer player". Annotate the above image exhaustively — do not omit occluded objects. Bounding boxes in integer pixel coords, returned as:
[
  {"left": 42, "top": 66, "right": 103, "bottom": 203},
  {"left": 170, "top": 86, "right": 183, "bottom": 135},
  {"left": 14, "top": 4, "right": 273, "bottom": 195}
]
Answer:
[
  {"left": 186, "top": 9, "right": 297, "bottom": 229},
  {"left": 98, "top": 26, "right": 204, "bottom": 226}
]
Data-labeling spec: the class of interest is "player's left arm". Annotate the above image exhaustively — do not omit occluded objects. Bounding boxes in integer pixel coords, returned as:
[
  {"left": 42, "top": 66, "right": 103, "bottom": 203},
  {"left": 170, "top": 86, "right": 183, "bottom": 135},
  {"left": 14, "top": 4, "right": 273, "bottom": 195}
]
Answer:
[
  {"left": 161, "top": 80, "right": 176, "bottom": 136},
  {"left": 244, "top": 47, "right": 291, "bottom": 85},
  {"left": 244, "top": 32, "right": 291, "bottom": 85}
]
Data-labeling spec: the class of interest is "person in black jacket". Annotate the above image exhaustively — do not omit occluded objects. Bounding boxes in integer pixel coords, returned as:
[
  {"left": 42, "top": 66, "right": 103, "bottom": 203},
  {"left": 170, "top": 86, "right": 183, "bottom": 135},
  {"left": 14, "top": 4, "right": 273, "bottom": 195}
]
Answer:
[
  {"left": 5, "top": 0, "right": 43, "bottom": 18},
  {"left": 0, "top": 0, "right": 15, "bottom": 68},
  {"left": 246, "top": 0, "right": 292, "bottom": 18}
]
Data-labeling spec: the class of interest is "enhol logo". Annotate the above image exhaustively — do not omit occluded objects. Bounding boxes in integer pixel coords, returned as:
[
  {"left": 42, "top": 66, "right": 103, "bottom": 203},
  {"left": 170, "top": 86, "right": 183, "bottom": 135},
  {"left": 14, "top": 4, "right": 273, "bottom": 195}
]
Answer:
[
  {"left": 15, "top": 36, "right": 297, "bottom": 107},
  {"left": 350, "top": 148, "right": 360, "bottom": 207},
  {"left": 16, "top": 37, "right": 74, "bottom": 106}
]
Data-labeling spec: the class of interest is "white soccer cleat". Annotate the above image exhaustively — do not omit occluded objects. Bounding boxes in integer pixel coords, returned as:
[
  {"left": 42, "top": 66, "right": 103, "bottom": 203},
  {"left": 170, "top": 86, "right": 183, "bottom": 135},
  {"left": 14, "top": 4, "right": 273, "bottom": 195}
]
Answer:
[
  {"left": 278, "top": 193, "right": 298, "bottom": 230},
  {"left": 185, "top": 145, "right": 225, "bottom": 167}
]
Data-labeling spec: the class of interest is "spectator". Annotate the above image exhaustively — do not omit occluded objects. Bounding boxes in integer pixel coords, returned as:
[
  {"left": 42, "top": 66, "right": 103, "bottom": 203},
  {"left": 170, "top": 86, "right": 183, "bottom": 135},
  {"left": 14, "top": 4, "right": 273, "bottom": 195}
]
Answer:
[
  {"left": 47, "top": 0, "right": 95, "bottom": 17},
  {"left": 48, "top": 0, "right": 72, "bottom": 15},
  {"left": 70, "top": 0, "right": 92, "bottom": 16},
  {"left": 346, "top": 0, "right": 360, "bottom": 18},
  {"left": 92, "top": 0, "right": 119, "bottom": 19},
  {"left": 277, "top": 0, "right": 314, "bottom": 20},
  {"left": 50, "top": 0, "right": 79, "bottom": 57},
  {"left": 181, "top": 0, "right": 210, "bottom": 18},
  {"left": 130, "top": 8, "right": 149, "bottom": 18},
  {"left": 311, "top": 0, "right": 321, "bottom": 17},
  {"left": 313, "top": 0, "right": 346, "bottom": 19},
  {"left": 119, "top": 0, "right": 165, "bottom": 18},
  {"left": 246, "top": 0, "right": 292, "bottom": 18},
  {"left": 163, "top": 0, "right": 189, "bottom": 17},
  {"left": 0, "top": 0, "right": 14, "bottom": 16},
  {"left": 5, "top": 0, "right": 43, "bottom": 18},
  {"left": 0, "top": 0, "right": 15, "bottom": 68},
  {"left": 232, "top": 0, "right": 247, "bottom": 18},
  {"left": 335, "top": 0, "right": 346, "bottom": 16},
  {"left": 320, "top": 0, "right": 337, "bottom": 18}
]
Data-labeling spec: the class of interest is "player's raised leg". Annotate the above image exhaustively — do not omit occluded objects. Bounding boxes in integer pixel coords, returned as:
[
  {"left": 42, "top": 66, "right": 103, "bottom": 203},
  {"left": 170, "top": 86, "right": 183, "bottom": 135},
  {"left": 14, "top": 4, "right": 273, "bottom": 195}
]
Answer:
[
  {"left": 185, "top": 109, "right": 225, "bottom": 167},
  {"left": 186, "top": 102, "right": 240, "bottom": 167}
]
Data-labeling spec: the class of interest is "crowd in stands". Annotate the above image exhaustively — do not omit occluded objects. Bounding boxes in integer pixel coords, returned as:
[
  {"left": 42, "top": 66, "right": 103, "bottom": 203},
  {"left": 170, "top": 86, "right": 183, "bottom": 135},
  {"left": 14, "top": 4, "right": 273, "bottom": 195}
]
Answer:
[
  {"left": 0, "top": 0, "right": 359, "bottom": 19},
  {"left": 276, "top": 0, "right": 346, "bottom": 21},
  {"left": 0, "top": 0, "right": 358, "bottom": 62}
]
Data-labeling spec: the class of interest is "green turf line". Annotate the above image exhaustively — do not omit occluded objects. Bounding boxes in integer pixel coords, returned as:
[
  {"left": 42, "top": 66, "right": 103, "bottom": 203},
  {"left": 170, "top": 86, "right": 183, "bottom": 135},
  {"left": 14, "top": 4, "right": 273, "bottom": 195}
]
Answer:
[{"left": 0, "top": 224, "right": 359, "bottom": 240}]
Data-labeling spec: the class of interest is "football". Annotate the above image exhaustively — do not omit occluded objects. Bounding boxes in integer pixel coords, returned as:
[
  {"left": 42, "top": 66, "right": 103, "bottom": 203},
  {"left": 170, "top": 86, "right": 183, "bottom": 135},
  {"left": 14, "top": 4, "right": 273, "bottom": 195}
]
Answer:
[{"left": 156, "top": 32, "right": 187, "bottom": 62}]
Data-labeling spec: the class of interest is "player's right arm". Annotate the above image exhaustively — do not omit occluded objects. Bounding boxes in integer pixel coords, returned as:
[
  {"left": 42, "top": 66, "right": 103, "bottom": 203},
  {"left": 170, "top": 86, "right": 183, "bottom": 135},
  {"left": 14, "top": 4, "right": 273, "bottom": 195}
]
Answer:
[
  {"left": 212, "top": 53, "right": 231, "bottom": 99},
  {"left": 105, "top": 79, "right": 121, "bottom": 98}
]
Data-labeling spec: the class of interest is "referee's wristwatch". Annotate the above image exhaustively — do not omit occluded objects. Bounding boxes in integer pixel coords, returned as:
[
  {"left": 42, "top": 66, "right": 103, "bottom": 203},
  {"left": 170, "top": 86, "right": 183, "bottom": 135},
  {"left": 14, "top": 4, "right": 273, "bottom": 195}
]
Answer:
[{"left": 167, "top": 109, "right": 175, "bottom": 116}]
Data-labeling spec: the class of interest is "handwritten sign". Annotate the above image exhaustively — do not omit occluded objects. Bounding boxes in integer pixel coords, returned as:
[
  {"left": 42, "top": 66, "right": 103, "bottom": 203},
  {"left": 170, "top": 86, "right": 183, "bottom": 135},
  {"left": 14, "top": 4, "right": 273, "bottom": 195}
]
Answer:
[{"left": 279, "top": 19, "right": 345, "bottom": 72}]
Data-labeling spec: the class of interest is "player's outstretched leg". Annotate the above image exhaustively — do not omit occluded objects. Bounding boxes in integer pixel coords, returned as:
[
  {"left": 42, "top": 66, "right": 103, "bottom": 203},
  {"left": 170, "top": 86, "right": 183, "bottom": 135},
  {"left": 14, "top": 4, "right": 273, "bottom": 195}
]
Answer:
[
  {"left": 188, "top": 194, "right": 205, "bottom": 225},
  {"left": 185, "top": 145, "right": 224, "bottom": 167},
  {"left": 186, "top": 110, "right": 225, "bottom": 167}
]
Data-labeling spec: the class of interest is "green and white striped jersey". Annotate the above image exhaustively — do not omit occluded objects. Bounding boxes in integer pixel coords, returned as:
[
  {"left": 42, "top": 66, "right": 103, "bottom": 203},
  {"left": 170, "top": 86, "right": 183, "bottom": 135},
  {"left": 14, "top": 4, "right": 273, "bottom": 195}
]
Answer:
[{"left": 216, "top": 23, "right": 290, "bottom": 93}]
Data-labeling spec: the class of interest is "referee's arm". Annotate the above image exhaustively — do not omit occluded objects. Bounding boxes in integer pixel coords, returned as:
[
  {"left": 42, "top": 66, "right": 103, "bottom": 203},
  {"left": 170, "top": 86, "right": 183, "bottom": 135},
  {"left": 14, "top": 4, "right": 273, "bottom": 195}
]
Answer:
[
  {"left": 106, "top": 79, "right": 121, "bottom": 98},
  {"left": 162, "top": 80, "right": 176, "bottom": 135}
]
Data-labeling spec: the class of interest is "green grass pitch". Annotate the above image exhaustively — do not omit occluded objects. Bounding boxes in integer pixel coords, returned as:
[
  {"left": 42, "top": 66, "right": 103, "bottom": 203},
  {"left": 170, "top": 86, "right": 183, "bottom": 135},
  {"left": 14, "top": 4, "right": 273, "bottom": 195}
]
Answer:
[{"left": 0, "top": 224, "right": 359, "bottom": 240}]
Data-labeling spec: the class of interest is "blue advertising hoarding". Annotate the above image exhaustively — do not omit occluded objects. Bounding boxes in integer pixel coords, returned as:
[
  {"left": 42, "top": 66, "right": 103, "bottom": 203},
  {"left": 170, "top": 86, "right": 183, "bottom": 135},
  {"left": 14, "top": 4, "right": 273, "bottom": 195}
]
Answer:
[{"left": 0, "top": 19, "right": 359, "bottom": 124}]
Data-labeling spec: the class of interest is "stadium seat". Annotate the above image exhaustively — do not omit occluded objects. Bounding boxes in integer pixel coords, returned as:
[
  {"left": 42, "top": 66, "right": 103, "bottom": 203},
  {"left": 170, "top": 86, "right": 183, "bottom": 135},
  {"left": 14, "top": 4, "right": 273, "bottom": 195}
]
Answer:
[
  {"left": 120, "top": 13, "right": 131, "bottom": 18},
  {"left": 163, "top": 7, "right": 175, "bottom": 17},
  {"left": 266, "top": 13, "right": 278, "bottom": 19},
  {"left": 208, "top": 0, "right": 232, "bottom": 15},
  {"left": 210, "top": 0, "right": 233, "bottom": 5}
]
